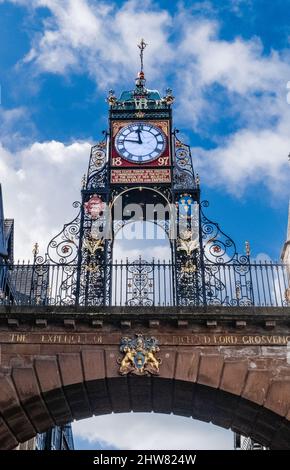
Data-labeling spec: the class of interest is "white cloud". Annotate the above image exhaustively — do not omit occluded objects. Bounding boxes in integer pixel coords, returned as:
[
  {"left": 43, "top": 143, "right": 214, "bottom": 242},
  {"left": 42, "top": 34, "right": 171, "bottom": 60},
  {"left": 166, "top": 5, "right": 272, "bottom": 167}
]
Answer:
[
  {"left": 0, "top": 139, "right": 174, "bottom": 262},
  {"left": 72, "top": 413, "right": 232, "bottom": 450},
  {"left": 194, "top": 124, "right": 290, "bottom": 195},
  {"left": 172, "top": 18, "right": 290, "bottom": 195},
  {"left": 0, "top": 107, "right": 36, "bottom": 149},
  {"left": 181, "top": 25, "right": 287, "bottom": 95},
  {"left": 16, "top": 0, "right": 172, "bottom": 88},
  {"left": 174, "top": 17, "right": 290, "bottom": 129},
  {"left": 1, "top": 0, "right": 290, "bottom": 196},
  {"left": 0, "top": 139, "right": 90, "bottom": 260}
]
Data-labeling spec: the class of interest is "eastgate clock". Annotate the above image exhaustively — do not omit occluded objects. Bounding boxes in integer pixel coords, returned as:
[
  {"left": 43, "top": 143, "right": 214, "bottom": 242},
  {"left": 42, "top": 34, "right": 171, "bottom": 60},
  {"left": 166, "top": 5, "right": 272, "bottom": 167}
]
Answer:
[{"left": 115, "top": 122, "right": 166, "bottom": 164}]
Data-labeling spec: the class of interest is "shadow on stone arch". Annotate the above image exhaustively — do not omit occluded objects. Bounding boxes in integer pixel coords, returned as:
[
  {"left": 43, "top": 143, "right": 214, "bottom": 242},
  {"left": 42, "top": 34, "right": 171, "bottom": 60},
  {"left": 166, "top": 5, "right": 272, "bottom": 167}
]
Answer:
[{"left": 2, "top": 373, "right": 290, "bottom": 450}]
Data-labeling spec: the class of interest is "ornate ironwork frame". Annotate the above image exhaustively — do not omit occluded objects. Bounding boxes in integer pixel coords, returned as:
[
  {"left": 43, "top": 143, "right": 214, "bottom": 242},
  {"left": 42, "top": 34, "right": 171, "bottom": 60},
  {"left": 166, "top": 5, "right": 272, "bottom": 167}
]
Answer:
[{"left": 16, "top": 78, "right": 262, "bottom": 309}]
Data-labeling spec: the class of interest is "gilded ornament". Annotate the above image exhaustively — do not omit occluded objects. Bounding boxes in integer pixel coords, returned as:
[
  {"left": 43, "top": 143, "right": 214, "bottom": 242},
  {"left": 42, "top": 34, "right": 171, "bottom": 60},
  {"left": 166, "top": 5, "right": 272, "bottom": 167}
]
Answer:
[
  {"left": 177, "top": 230, "right": 199, "bottom": 256},
  {"left": 175, "top": 140, "right": 186, "bottom": 148},
  {"left": 107, "top": 90, "right": 117, "bottom": 106},
  {"left": 181, "top": 260, "right": 197, "bottom": 274},
  {"left": 83, "top": 237, "right": 104, "bottom": 255},
  {"left": 118, "top": 334, "right": 161, "bottom": 376},
  {"left": 97, "top": 141, "right": 106, "bottom": 149},
  {"left": 135, "top": 111, "right": 145, "bottom": 118},
  {"left": 84, "top": 262, "right": 100, "bottom": 273}
]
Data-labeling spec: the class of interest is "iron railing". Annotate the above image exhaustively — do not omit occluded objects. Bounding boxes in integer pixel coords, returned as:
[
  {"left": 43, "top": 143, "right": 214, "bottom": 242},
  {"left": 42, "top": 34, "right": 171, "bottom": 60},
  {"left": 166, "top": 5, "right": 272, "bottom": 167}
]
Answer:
[{"left": 0, "top": 259, "right": 289, "bottom": 308}]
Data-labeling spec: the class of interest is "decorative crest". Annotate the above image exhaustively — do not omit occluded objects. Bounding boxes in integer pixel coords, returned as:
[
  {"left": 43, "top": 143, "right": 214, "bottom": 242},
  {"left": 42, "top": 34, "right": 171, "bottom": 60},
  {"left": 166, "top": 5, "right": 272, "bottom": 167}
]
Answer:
[
  {"left": 137, "top": 38, "right": 147, "bottom": 72},
  {"left": 118, "top": 334, "right": 161, "bottom": 376},
  {"left": 84, "top": 194, "right": 105, "bottom": 220}
]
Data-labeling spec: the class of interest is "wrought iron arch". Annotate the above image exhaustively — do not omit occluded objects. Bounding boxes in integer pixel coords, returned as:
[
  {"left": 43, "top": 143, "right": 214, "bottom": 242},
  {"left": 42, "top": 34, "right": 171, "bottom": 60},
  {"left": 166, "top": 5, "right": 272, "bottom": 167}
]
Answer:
[
  {"left": 112, "top": 218, "right": 172, "bottom": 243},
  {"left": 110, "top": 186, "right": 175, "bottom": 243}
]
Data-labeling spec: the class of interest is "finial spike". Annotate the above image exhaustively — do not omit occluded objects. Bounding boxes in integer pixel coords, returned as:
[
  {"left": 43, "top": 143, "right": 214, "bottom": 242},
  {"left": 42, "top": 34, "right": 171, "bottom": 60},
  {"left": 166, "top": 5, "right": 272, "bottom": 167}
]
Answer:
[
  {"left": 32, "top": 242, "right": 39, "bottom": 259},
  {"left": 137, "top": 38, "right": 147, "bottom": 73}
]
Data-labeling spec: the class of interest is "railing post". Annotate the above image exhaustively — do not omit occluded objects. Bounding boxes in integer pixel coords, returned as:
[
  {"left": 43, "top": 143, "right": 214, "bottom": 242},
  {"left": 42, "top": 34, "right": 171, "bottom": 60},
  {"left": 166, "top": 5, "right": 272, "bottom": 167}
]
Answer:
[
  {"left": 152, "top": 258, "right": 155, "bottom": 307},
  {"left": 120, "top": 259, "right": 123, "bottom": 306},
  {"left": 245, "top": 241, "right": 255, "bottom": 306},
  {"left": 198, "top": 203, "right": 207, "bottom": 309},
  {"left": 125, "top": 257, "right": 129, "bottom": 306},
  {"left": 170, "top": 240, "right": 176, "bottom": 306}
]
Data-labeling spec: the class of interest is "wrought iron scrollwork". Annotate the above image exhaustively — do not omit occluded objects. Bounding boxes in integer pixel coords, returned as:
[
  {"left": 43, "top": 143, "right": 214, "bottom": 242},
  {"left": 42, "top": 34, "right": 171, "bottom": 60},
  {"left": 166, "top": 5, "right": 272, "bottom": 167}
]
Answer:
[
  {"left": 72, "top": 137, "right": 112, "bottom": 306},
  {"left": 126, "top": 259, "right": 154, "bottom": 306},
  {"left": 201, "top": 200, "right": 238, "bottom": 264},
  {"left": 34, "top": 198, "right": 82, "bottom": 304},
  {"left": 173, "top": 137, "right": 196, "bottom": 190},
  {"left": 8, "top": 115, "right": 259, "bottom": 309},
  {"left": 38, "top": 201, "right": 81, "bottom": 265},
  {"left": 86, "top": 142, "right": 108, "bottom": 190},
  {"left": 30, "top": 136, "right": 112, "bottom": 307},
  {"left": 200, "top": 200, "right": 253, "bottom": 306},
  {"left": 78, "top": 190, "right": 112, "bottom": 306},
  {"left": 174, "top": 194, "right": 202, "bottom": 306}
]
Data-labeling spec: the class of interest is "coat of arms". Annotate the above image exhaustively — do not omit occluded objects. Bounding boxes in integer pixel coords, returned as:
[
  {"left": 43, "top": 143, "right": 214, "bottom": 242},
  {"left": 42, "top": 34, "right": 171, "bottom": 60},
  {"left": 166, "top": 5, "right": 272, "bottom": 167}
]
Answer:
[
  {"left": 84, "top": 194, "right": 105, "bottom": 220},
  {"left": 118, "top": 334, "right": 161, "bottom": 376}
]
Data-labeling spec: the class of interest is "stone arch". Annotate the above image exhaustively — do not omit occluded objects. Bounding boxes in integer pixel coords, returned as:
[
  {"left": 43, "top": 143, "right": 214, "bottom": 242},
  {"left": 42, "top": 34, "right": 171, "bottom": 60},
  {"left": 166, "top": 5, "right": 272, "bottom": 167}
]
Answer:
[{"left": 1, "top": 348, "right": 290, "bottom": 450}]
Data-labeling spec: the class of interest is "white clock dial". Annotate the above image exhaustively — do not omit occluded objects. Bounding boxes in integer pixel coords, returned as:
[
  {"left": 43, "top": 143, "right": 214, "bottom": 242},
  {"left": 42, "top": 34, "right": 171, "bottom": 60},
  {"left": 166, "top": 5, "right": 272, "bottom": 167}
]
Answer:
[{"left": 115, "top": 122, "right": 166, "bottom": 163}]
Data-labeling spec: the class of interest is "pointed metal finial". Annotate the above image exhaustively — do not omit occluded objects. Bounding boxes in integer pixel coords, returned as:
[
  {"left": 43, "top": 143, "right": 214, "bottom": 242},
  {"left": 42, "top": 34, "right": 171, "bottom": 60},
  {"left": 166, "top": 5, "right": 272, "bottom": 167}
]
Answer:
[
  {"left": 137, "top": 38, "right": 148, "bottom": 72},
  {"left": 32, "top": 242, "right": 39, "bottom": 258},
  {"left": 245, "top": 241, "right": 251, "bottom": 256}
]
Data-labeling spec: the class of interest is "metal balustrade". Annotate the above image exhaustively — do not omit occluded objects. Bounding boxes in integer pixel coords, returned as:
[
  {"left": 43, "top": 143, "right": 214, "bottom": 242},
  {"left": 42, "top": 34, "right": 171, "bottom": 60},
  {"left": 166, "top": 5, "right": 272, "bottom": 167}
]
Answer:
[{"left": 0, "top": 259, "right": 289, "bottom": 308}]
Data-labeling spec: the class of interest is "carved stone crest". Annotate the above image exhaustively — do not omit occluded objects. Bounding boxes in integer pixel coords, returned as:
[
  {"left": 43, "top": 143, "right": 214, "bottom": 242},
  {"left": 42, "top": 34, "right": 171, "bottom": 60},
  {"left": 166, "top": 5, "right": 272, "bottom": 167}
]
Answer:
[{"left": 118, "top": 334, "right": 161, "bottom": 376}]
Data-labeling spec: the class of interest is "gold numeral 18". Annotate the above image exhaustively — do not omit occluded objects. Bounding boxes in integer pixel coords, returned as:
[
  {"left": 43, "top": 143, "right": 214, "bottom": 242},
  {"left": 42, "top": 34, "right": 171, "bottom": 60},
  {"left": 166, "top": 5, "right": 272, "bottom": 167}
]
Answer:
[{"left": 112, "top": 157, "right": 122, "bottom": 166}]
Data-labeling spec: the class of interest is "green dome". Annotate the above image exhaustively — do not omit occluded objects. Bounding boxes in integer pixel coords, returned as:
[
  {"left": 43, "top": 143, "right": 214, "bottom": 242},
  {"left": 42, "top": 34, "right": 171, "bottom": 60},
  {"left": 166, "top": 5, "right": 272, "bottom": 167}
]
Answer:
[{"left": 119, "top": 89, "right": 161, "bottom": 102}]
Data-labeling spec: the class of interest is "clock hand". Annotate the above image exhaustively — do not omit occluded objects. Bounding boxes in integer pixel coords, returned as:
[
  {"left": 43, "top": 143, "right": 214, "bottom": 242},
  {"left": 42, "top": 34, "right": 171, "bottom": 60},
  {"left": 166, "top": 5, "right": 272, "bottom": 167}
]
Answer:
[
  {"left": 124, "top": 138, "right": 141, "bottom": 143},
  {"left": 135, "top": 127, "right": 143, "bottom": 144}
]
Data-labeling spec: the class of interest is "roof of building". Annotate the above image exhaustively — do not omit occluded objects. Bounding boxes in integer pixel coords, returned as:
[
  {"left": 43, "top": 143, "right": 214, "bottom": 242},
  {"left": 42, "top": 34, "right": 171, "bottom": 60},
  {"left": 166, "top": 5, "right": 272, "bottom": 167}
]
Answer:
[
  {"left": 0, "top": 185, "right": 14, "bottom": 260},
  {"left": 107, "top": 69, "right": 174, "bottom": 112}
]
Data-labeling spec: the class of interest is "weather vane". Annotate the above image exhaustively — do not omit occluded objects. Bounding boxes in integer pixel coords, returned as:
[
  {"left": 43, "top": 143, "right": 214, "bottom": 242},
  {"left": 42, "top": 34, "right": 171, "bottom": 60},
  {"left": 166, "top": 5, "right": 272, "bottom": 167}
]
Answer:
[{"left": 137, "top": 38, "right": 148, "bottom": 72}]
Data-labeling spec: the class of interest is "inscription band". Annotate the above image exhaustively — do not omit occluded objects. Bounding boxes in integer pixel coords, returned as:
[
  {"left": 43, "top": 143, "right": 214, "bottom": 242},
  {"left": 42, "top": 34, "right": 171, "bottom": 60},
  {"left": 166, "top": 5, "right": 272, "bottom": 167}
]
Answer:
[{"left": 1, "top": 333, "right": 290, "bottom": 346}]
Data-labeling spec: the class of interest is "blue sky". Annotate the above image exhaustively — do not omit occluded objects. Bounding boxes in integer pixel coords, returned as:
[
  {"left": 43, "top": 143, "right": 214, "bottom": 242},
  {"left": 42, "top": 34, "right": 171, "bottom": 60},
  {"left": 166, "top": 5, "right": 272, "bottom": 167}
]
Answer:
[{"left": 0, "top": 0, "right": 290, "bottom": 450}]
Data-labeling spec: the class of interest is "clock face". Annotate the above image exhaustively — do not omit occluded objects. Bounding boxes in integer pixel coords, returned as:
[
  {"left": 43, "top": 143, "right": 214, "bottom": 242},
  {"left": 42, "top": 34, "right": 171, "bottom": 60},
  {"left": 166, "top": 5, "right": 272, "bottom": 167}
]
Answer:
[{"left": 115, "top": 122, "right": 166, "bottom": 163}]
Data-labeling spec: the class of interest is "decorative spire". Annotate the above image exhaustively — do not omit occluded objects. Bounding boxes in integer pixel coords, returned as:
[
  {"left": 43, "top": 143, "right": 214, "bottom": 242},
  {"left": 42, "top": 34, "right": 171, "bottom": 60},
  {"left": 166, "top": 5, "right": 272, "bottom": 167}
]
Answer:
[
  {"left": 134, "top": 39, "right": 148, "bottom": 95},
  {"left": 137, "top": 38, "right": 147, "bottom": 73}
]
